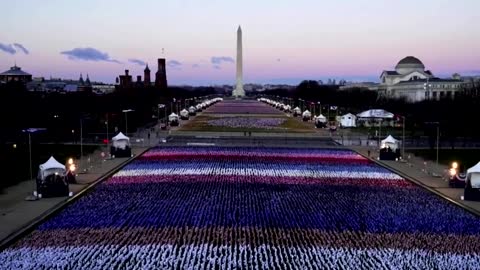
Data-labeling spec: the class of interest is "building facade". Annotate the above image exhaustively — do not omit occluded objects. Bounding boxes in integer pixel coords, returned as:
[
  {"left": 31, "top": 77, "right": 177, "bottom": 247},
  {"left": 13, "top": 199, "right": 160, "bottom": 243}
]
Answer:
[{"left": 377, "top": 56, "right": 463, "bottom": 102}]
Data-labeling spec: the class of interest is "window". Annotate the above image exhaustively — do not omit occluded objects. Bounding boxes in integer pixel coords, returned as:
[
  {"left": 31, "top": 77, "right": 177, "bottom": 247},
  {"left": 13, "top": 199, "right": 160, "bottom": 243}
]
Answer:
[{"left": 433, "top": 91, "right": 437, "bottom": 98}]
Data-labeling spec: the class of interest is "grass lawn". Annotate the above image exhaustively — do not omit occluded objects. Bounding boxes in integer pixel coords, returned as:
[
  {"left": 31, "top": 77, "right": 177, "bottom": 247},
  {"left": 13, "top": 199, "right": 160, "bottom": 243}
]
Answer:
[{"left": 179, "top": 115, "right": 314, "bottom": 133}]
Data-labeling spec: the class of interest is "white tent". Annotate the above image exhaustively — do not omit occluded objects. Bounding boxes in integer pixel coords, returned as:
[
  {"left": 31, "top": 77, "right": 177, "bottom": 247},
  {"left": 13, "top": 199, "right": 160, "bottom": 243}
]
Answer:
[
  {"left": 38, "top": 156, "right": 66, "bottom": 180},
  {"left": 467, "top": 162, "right": 480, "bottom": 188},
  {"left": 180, "top": 109, "right": 189, "bottom": 118},
  {"left": 302, "top": 110, "right": 312, "bottom": 118},
  {"left": 39, "top": 156, "right": 65, "bottom": 171},
  {"left": 381, "top": 135, "right": 399, "bottom": 150},
  {"left": 316, "top": 114, "right": 327, "bottom": 123},
  {"left": 340, "top": 113, "right": 356, "bottom": 127},
  {"left": 357, "top": 109, "right": 394, "bottom": 119},
  {"left": 112, "top": 132, "right": 130, "bottom": 150},
  {"left": 293, "top": 107, "right": 301, "bottom": 114},
  {"left": 188, "top": 106, "right": 196, "bottom": 113},
  {"left": 168, "top": 113, "right": 179, "bottom": 121}
]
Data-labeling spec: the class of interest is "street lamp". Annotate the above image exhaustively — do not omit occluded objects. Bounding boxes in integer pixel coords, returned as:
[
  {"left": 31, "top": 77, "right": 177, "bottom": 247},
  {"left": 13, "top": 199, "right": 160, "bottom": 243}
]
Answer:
[
  {"left": 22, "top": 128, "right": 46, "bottom": 194},
  {"left": 105, "top": 113, "right": 109, "bottom": 148},
  {"left": 425, "top": 121, "right": 440, "bottom": 166},
  {"left": 158, "top": 104, "right": 166, "bottom": 125},
  {"left": 378, "top": 118, "right": 382, "bottom": 147},
  {"left": 122, "top": 109, "right": 135, "bottom": 136},
  {"left": 399, "top": 115, "right": 406, "bottom": 159}
]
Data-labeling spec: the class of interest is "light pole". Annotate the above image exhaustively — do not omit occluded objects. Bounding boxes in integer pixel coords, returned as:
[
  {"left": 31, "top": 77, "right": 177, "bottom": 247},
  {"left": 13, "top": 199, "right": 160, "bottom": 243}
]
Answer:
[
  {"left": 378, "top": 118, "right": 382, "bottom": 147},
  {"left": 436, "top": 124, "right": 440, "bottom": 166},
  {"left": 79, "top": 116, "right": 90, "bottom": 171},
  {"left": 425, "top": 121, "right": 440, "bottom": 166},
  {"left": 22, "top": 128, "right": 46, "bottom": 193},
  {"left": 401, "top": 115, "right": 406, "bottom": 158},
  {"left": 105, "top": 113, "right": 109, "bottom": 147},
  {"left": 122, "top": 109, "right": 134, "bottom": 136},
  {"left": 158, "top": 104, "right": 165, "bottom": 125}
]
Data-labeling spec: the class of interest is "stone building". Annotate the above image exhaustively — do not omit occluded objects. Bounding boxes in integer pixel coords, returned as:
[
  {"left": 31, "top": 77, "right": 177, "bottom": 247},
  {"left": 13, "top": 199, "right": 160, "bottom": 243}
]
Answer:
[{"left": 377, "top": 56, "right": 463, "bottom": 102}]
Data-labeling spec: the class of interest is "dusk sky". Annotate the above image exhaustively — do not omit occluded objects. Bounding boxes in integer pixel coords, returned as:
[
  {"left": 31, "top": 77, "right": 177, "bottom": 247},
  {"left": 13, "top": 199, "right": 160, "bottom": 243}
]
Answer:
[{"left": 1, "top": 0, "right": 479, "bottom": 85}]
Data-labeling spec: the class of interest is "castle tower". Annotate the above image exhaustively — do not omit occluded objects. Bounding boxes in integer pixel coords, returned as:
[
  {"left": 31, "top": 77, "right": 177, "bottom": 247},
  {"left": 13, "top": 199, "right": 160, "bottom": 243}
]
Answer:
[
  {"left": 119, "top": 70, "right": 132, "bottom": 87},
  {"left": 144, "top": 64, "right": 151, "bottom": 86},
  {"left": 155, "top": 58, "right": 167, "bottom": 88},
  {"left": 79, "top": 73, "right": 85, "bottom": 85}
]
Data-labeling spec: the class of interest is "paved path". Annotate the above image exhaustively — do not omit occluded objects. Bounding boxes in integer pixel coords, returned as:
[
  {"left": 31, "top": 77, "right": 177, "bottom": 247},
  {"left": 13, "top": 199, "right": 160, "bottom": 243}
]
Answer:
[
  {"left": 0, "top": 127, "right": 158, "bottom": 246},
  {"left": 351, "top": 146, "right": 480, "bottom": 215}
]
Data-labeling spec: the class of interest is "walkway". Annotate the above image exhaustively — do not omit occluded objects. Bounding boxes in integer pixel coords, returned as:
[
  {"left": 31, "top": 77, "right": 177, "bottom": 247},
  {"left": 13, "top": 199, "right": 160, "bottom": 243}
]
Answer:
[
  {"left": 351, "top": 146, "right": 480, "bottom": 215},
  {"left": 0, "top": 127, "right": 161, "bottom": 247}
]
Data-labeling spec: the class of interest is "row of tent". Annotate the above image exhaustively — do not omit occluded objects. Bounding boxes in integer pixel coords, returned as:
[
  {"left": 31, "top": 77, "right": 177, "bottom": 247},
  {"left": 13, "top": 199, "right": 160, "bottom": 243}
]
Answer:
[
  {"left": 259, "top": 98, "right": 334, "bottom": 128},
  {"left": 168, "top": 98, "right": 223, "bottom": 126},
  {"left": 258, "top": 98, "right": 396, "bottom": 128},
  {"left": 36, "top": 131, "right": 133, "bottom": 197},
  {"left": 39, "top": 132, "right": 132, "bottom": 180}
]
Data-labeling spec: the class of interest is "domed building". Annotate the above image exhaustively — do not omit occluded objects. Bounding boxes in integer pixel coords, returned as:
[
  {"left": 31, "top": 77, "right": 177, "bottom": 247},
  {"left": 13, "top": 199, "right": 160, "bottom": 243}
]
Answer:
[
  {"left": 394, "top": 56, "right": 426, "bottom": 75},
  {"left": 378, "top": 56, "right": 463, "bottom": 102}
]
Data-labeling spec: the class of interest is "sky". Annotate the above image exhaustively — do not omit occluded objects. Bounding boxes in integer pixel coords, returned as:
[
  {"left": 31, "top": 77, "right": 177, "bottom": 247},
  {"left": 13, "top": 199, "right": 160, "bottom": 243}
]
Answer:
[{"left": 1, "top": 0, "right": 479, "bottom": 85}]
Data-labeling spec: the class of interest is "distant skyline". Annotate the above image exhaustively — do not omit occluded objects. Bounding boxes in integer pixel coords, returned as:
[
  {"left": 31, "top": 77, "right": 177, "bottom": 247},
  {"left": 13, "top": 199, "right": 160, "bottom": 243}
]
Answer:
[{"left": 1, "top": 0, "right": 479, "bottom": 85}]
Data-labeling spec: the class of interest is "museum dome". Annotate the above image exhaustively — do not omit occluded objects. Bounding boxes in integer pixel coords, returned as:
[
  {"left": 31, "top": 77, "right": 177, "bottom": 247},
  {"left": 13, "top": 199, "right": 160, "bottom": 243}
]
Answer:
[{"left": 395, "top": 56, "right": 425, "bottom": 74}]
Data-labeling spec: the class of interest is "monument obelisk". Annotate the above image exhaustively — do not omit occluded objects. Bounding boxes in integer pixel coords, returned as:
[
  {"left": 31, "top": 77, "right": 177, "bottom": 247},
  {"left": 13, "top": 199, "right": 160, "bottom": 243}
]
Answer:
[{"left": 232, "top": 25, "right": 245, "bottom": 97}]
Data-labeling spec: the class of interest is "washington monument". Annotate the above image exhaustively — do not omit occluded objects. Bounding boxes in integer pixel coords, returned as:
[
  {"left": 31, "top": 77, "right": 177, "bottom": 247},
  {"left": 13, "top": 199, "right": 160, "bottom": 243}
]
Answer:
[{"left": 232, "top": 25, "right": 245, "bottom": 97}]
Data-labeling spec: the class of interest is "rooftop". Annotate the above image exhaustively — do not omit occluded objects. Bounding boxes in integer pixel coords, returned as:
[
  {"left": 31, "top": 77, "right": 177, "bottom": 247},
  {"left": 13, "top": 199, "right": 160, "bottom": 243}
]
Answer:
[{"left": 0, "top": 65, "right": 32, "bottom": 76}]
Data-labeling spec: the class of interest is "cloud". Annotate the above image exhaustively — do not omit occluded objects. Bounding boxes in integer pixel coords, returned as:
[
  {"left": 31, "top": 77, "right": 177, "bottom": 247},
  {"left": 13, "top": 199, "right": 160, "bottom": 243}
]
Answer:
[
  {"left": 167, "top": 60, "right": 182, "bottom": 69},
  {"left": 213, "top": 65, "right": 221, "bottom": 70},
  {"left": 128, "top": 59, "right": 146, "bottom": 66},
  {"left": 277, "top": 58, "right": 281, "bottom": 62},
  {"left": 61, "top": 47, "right": 121, "bottom": 63},
  {"left": 0, "top": 43, "right": 17, "bottom": 54},
  {"left": 211, "top": 56, "right": 234, "bottom": 65},
  {"left": 13, "top": 43, "right": 29, "bottom": 54},
  {"left": 0, "top": 42, "right": 30, "bottom": 55},
  {"left": 192, "top": 64, "right": 200, "bottom": 68}
]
